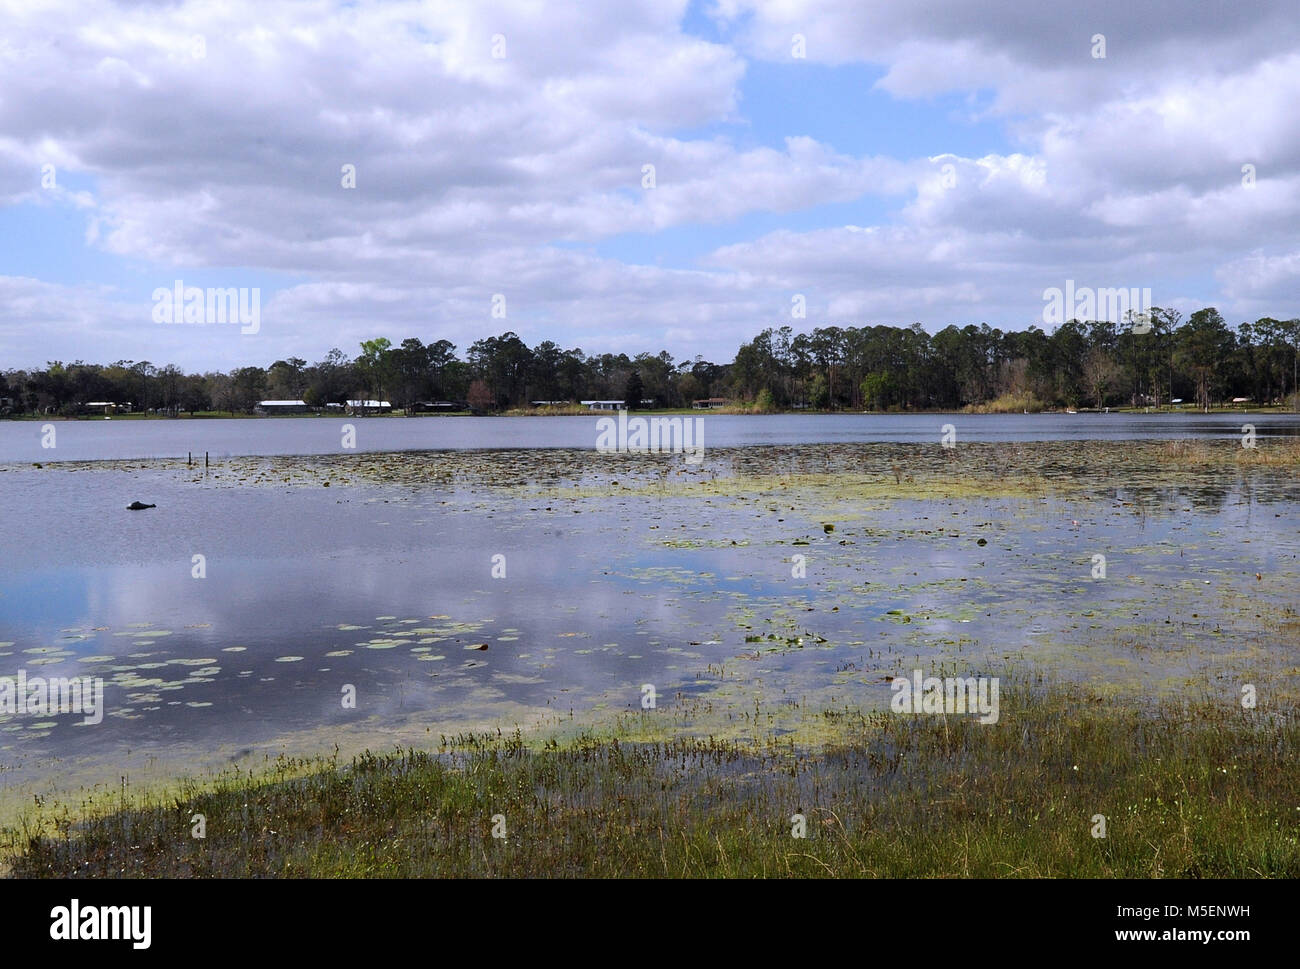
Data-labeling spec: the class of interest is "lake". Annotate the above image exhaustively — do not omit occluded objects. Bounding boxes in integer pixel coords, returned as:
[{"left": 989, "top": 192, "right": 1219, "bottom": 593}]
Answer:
[
  {"left": 0, "top": 420, "right": 1297, "bottom": 815},
  {"left": 4, "top": 411, "right": 1300, "bottom": 463}
]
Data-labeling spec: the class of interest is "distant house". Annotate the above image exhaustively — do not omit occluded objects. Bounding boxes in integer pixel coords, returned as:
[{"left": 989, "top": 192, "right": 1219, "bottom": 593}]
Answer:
[
  {"left": 85, "top": 401, "right": 122, "bottom": 414},
  {"left": 692, "top": 398, "right": 729, "bottom": 409},
  {"left": 414, "top": 400, "right": 469, "bottom": 412},
  {"left": 345, "top": 399, "right": 392, "bottom": 414},
  {"left": 257, "top": 399, "right": 310, "bottom": 414},
  {"left": 1232, "top": 397, "right": 1252, "bottom": 404},
  {"left": 581, "top": 399, "right": 655, "bottom": 411},
  {"left": 530, "top": 400, "right": 569, "bottom": 407}
]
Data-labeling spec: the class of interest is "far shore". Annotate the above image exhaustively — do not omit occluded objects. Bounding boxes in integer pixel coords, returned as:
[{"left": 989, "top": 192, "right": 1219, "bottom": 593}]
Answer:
[{"left": 5, "top": 403, "right": 1299, "bottom": 421}]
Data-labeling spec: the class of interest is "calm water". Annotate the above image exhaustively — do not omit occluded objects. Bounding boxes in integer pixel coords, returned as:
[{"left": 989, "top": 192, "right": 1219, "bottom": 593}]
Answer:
[
  {"left": 4, "top": 411, "right": 1300, "bottom": 463},
  {"left": 0, "top": 426, "right": 1296, "bottom": 799}
]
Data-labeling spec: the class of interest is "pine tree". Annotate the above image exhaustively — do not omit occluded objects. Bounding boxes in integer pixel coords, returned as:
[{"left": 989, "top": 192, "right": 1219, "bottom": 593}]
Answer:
[{"left": 623, "top": 370, "right": 644, "bottom": 410}]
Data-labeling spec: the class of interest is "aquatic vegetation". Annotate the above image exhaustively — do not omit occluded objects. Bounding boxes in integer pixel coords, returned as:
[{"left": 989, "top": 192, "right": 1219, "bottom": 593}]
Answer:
[
  {"left": 3, "top": 435, "right": 1297, "bottom": 875},
  {"left": 7, "top": 678, "right": 1298, "bottom": 878},
  {"left": 1157, "top": 438, "right": 1300, "bottom": 466}
]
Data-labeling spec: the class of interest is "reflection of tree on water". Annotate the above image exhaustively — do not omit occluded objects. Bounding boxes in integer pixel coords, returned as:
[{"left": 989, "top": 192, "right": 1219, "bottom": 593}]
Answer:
[
  {"left": 1107, "top": 485, "right": 1236, "bottom": 516},
  {"left": 1105, "top": 478, "right": 1300, "bottom": 515}
]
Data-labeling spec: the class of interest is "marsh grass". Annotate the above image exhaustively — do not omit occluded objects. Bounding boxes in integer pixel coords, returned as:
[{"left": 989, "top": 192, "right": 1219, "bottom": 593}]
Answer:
[
  {"left": 20, "top": 438, "right": 1294, "bottom": 497},
  {"left": 1158, "top": 438, "right": 1300, "bottom": 466},
  {"left": 499, "top": 405, "right": 763, "bottom": 416},
  {"left": 9, "top": 678, "right": 1297, "bottom": 878},
  {"left": 963, "top": 392, "right": 1046, "bottom": 414},
  {"left": 502, "top": 404, "right": 592, "bottom": 416}
]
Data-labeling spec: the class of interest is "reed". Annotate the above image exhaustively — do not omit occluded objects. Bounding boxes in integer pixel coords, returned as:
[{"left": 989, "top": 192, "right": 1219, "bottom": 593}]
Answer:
[{"left": 9, "top": 678, "right": 1297, "bottom": 878}]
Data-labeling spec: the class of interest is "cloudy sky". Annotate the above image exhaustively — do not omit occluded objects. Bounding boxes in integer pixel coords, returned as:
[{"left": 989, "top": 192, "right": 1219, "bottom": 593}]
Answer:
[{"left": 1, "top": 0, "right": 1297, "bottom": 370}]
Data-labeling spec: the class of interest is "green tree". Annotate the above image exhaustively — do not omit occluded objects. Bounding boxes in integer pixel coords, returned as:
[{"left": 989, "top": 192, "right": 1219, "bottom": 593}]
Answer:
[
  {"left": 267, "top": 357, "right": 307, "bottom": 399},
  {"left": 357, "top": 338, "right": 394, "bottom": 411},
  {"left": 1175, "top": 308, "right": 1234, "bottom": 412},
  {"left": 230, "top": 366, "right": 267, "bottom": 413},
  {"left": 860, "top": 371, "right": 894, "bottom": 411},
  {"left": 623, "top": 370, "right": 644, "bottom": 410},
  {"left": 391, "top": 338, "right": 431, "bottom": 414},
  {"left": 808, "top": 373, "right": 829, "bottom": 410}
]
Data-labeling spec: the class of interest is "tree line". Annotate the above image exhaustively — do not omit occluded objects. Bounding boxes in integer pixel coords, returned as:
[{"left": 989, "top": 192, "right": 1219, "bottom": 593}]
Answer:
[{"left": 2, "top": 308, "right": 1297, "bottom": 416}]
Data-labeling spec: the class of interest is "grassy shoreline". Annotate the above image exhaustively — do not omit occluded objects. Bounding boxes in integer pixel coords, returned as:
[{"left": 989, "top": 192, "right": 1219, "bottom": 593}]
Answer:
[
  {"left": 8, "top": 677, "right": 1297, "bottom": 877},
  {"left": 6, "top": 403, "right": 1300, "bottom": 421}
]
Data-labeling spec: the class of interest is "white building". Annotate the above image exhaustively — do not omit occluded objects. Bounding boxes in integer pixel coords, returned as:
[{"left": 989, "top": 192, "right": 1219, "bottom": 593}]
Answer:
[
  {"left": 257, "top": 399, "right": 310, "bottom": 414},
  {"left": 581, "top": 399, "right": 655, "bottom": 411}
]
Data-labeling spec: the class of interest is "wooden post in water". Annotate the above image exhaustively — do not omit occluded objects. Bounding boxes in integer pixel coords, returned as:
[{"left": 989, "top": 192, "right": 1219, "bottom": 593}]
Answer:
[
  {"left": 188, "top": 451, "right": 192, "bottom": 466},
  {"left": 205, "top": 452, "right": 209, "bottom": 468}
]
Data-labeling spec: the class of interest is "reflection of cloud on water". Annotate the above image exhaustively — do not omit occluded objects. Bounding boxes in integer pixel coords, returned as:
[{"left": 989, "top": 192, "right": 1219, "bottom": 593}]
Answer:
[{"left": 1, "top": 442, "right": 1297, "bottom": 804}]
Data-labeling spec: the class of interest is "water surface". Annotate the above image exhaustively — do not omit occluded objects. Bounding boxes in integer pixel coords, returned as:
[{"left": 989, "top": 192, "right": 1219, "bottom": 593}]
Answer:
[
  {"left": 5, "top": 412, "right": 1299, "bottom": 463},
  {"left": 1, "top": 440, "right": 1295, "bottom": 804}
]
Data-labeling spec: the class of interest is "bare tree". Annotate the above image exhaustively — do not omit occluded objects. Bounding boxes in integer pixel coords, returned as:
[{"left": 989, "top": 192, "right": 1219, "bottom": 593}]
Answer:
[{"left": 1082, "top": 348, "right": 1120, "bottom": 410}]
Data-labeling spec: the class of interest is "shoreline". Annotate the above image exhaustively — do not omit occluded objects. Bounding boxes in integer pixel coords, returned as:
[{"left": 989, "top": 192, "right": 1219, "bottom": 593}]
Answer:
[
  {"left": 5, "top": 404, "right": 1299, "bottom": 422},
  {"left": 8, "top": 674, "right": 1298, "bottom": 878}
]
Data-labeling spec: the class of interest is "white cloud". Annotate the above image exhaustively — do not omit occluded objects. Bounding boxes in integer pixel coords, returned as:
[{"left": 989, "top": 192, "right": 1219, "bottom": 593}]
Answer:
[{"left": 1, "top": 0, "right": 1298, "bottom": 370}]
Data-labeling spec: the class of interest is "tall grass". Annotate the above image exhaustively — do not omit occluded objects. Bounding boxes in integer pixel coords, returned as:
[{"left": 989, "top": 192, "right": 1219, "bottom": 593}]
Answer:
[
  {"left": 9, "top": 679, "right": 1297, "bottom": 878},
  {"left": 963, "top": 392, "right": 1046, "bottom": 414},
  {"left": 1158, "top": 438, "right": 1300, "bottom": 466}
]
